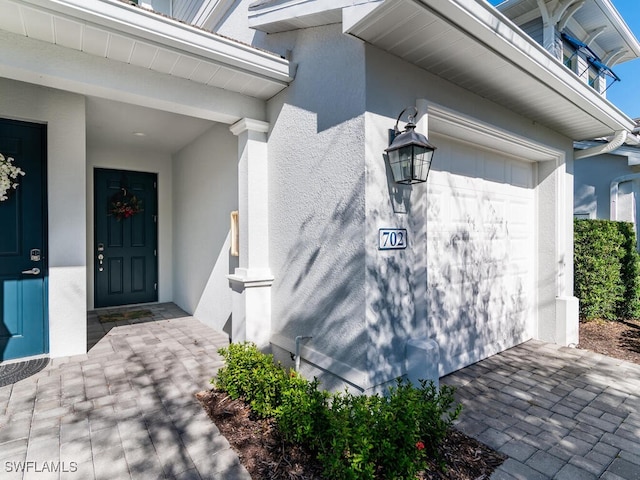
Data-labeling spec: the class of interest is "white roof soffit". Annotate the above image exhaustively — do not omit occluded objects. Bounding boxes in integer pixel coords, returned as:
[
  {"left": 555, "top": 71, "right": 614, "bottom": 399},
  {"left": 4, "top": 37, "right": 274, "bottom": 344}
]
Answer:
[
  {"left": 344, "top": 0, "right": 636, "bottom": 141},
  {"left": 249, "top": 0, "right": 383, "bottom": 33},
  {"left": 0, "top": 0, "right": 293, "bottom": 99},
  {"left": 496, "top": 0, "right": 640, "bottom": 66}
]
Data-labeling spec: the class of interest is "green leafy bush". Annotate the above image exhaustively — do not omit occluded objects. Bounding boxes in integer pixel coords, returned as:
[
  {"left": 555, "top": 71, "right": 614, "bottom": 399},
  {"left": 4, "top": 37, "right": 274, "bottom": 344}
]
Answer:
[
  {"left": 276, "top": 375, "right": 330, "bottom": 445},
  {"left": 574, "top": 219, "right": 640, "bottom": 320},
  {"left": 213, "top": 342, "right": 289, "bottom": 417},
  {"left": 616, "top": 222, "right": 640, "bottom": 318},
  {"left": 213, "top": 342, "right": 461, "bottom": 480}
]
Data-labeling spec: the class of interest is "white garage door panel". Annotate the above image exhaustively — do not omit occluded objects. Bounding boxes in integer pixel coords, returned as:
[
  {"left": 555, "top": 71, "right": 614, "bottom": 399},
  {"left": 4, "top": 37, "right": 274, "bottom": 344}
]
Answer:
[{"left": 427, "top": 139, "right": 535, "bottom": 375}]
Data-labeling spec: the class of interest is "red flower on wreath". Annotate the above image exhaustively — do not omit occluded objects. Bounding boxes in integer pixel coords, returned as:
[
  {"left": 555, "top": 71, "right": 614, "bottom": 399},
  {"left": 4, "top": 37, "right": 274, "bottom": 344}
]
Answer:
[
  {"left": 415, "top": 441, "right": 425, "bottom": 451},
  {"left": 109, "top": 188, "right": 143, "bottom": 220}
]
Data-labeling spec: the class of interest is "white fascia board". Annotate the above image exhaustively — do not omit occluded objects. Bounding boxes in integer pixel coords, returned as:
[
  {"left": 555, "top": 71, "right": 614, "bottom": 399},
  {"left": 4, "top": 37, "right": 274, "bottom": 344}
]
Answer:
[
  {"left": 0, "top": 29, "right": 266, "bottom": 124},
  {"left": 248, "top": 0, "right": 375, "bottom": 32},
  {"left": 10, "top": 0, "right": 293, "bottom": 84},
  {"left": 192, "top": 0, "right": 235, "bottom": 30},
  {"left": 595, "top": 0, "right": 640, "bottom": 60},
  {"left": 419, "top": 0, "right": 636, "bottom": 137}
]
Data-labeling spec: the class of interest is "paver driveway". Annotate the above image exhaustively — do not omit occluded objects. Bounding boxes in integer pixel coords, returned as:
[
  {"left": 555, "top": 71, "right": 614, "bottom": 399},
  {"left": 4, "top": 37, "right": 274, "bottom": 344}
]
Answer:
[
  {"left": 0, "top": 303, "right": 250, "bottom": 480},
  {"left": 442, "top": 340, "right": 640, "bottom": 480},
  {"left": 3, "top": 307, "right": 640, "bottom": 480}
]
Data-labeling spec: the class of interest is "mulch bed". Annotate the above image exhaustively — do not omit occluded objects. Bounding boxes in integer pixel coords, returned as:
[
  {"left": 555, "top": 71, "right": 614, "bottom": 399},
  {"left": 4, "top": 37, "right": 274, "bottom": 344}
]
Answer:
[
  {"left": 196, "top": 390, "right": 506, "bottom": 480},
  {"left": 578, "top": 318, "right": 640, "bottom": 365},
  {"left": 195, "top": 321, "right": 640, "bottom": 479}
]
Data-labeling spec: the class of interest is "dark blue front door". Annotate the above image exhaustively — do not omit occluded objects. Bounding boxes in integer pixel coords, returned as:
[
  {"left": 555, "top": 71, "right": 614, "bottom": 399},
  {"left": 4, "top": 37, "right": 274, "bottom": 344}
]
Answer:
[
  {"left": 94, "top": 168, "right": 158, "bottom": 308},
  {"left": 0, "top": 119, "right": 48, "bottom": 361}
]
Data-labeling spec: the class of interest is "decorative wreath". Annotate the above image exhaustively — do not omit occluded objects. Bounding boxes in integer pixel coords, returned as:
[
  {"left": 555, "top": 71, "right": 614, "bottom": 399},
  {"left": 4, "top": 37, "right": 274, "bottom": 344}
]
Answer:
[
  {"left": 0, "top": 153, "right": 25, "bottom": 202},
  {"left": 109, "top": 188, "right": 143, "bottom": 220}
]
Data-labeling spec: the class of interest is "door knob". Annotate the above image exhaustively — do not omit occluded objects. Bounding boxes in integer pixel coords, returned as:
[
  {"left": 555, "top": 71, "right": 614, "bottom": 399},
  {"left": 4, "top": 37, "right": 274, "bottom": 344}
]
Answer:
[{"left": 22, "top": 267, "right": 41, "bottom": 275}]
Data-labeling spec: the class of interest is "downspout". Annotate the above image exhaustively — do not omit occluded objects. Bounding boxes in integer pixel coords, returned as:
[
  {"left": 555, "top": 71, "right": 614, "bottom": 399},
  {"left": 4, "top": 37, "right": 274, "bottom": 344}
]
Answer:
[
  {"left": 294, "top": 336, "right": 312, "bottom": 372},
  {"left": 574, "top": 130, "right": 628, "bottom": 160}
]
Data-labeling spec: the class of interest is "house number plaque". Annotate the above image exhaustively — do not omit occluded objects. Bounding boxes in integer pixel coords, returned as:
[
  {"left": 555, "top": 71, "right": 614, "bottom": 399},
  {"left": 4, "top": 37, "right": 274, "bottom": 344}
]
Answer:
[{"left": 378, "top": 228, "right": 407, "bottom": 250}]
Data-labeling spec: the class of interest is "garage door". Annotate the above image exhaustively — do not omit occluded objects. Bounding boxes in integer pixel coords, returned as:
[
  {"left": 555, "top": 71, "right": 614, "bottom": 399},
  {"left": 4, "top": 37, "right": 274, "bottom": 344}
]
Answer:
[{"left": 427, "top": 137, "right": 536, "bottom": 375}]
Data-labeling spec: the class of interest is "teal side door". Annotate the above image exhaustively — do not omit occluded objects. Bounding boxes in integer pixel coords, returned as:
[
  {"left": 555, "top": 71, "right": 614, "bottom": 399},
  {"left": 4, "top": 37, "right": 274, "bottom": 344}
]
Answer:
[
  {"left": 0, "top": 119, "right": 48, "bottom": 362},
  {"left": 94, "top": 168, "right": 158, "bottom": 308}
]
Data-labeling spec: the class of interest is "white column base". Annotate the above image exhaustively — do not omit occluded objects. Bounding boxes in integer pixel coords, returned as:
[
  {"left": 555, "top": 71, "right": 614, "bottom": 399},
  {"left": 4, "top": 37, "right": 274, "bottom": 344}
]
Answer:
[
  {"left": 555, "top": 296, "right": 579, "bottom": 347},
  {"left": 228, "top": 269, "right": 274, "bottom": 348}
]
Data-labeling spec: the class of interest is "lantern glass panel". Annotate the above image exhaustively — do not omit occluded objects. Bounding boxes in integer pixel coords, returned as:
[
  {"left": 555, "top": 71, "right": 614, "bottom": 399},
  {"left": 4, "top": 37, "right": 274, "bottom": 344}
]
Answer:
[
  {"left": 388, "top": 147, "right": 412, "bottom": 184},
  {"left": 412, "top": 146, "right": 432, "bottom": 183}
]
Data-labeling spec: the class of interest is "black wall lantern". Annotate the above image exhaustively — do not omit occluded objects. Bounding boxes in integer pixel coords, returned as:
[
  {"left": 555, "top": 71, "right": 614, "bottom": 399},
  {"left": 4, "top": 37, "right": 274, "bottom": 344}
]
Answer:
[{"left": 385, "top": 106, "right": 436, "bottom": 185}]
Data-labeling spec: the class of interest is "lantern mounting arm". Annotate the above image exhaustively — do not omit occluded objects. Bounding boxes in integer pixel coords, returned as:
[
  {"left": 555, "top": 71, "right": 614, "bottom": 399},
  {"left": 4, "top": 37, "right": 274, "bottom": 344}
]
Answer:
[{"left": 393, "top": 106, "right": 419, "bottom": 135}]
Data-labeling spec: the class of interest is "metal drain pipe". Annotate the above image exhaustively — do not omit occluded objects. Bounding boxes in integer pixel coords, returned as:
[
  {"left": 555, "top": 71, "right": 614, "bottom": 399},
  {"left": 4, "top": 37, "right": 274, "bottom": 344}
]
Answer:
[{"left": 294, "top": 336, "right": 312, "bottom": 372}]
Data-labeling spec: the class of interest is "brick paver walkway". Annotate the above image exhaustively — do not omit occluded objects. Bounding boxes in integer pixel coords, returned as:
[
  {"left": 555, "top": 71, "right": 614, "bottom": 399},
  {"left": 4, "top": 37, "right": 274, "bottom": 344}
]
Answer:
[
  {"left": 442, "top": 340, "right": 640, "bottom": 480},
  {"left": 0, "top": 303, "right": 250, "bottom": 480},
  {"left": 4, "top": 310, "right": 640, "bottom": 480}
]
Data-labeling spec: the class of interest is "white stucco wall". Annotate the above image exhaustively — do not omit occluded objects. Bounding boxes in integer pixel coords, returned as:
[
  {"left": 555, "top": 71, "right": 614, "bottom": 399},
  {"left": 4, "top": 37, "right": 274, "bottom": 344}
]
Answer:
[
  {"left": 252, "top": 21, "right": 578, "bottom": 390},
  {"left": 172, "top": 123, "right": 238, "bottom": 333},
  {"left": 0, "top": 78, "right": 87, "bottom": 358},
  {"left": 212, "top": 6, "right": 578, "bottom": 388},
  {"left": 265, "top": 24, "right": 368, "bottom": 391},
  {"left": 364, "top": 45, "right": 577, "bottom": 376},
  {"left": 86, "top": 146, "right": 173, "bottom": 310}
]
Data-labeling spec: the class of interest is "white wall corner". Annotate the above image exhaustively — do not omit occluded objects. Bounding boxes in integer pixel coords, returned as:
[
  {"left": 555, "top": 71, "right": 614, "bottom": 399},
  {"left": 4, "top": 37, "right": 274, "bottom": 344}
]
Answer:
[
  {"left": 555, "top": 296, "right": 579, "bottom": 347},
  {"left": 48, "top": 266, "right": 87, "bottom": 358}
]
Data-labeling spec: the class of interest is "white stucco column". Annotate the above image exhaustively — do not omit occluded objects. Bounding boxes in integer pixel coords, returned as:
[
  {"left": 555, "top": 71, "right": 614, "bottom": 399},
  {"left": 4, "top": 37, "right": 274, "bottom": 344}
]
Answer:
[
  {"left": 227, "top": 118, "right": 273, "bottom": 348},
  {"left": 538, "top": 156, "right": 579, "bottom": 347}
]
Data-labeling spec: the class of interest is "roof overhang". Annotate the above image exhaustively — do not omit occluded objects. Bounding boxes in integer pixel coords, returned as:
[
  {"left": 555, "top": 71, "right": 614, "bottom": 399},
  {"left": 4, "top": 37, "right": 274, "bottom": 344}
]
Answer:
[
  {"left": 0, "top": 0, "right": 294, "bottom": 100},
  {"left": 249, "top": 0, "right": 381, "bottom": 33},
  {"left": 496, "top": 0, "right": 640, "bottom": 66},
  {"left": 344, "top": 0, "right": 637, "bottom": 141}
]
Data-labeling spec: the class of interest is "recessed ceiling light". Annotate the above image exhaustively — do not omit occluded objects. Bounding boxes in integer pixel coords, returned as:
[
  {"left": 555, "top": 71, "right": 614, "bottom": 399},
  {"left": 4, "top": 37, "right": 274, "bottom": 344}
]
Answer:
[{"left": 133, "top": 131, "right": 146, "bottom": 137}]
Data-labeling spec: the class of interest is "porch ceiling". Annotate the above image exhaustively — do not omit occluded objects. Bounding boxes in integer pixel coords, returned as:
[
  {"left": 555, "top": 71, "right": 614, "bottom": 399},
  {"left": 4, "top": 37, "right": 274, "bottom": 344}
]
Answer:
[
  {"left": 86, "top": 96, "right": 215, "bottom": 155},
  {"left": 344, "top": 0, "right": 637, "bottom": 141},
  {"left": 0, "top": 0, "right": 293, "bottom": 100}
]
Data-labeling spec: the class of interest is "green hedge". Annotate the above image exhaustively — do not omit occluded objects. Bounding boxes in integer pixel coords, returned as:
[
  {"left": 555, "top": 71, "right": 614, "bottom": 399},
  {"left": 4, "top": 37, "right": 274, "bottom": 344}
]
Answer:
[
  {"left": 574, "top": 219, "right": 640, "bottom": 320},
  {"left": 212, "top": 342, "right": 461, "bottom": 480}
]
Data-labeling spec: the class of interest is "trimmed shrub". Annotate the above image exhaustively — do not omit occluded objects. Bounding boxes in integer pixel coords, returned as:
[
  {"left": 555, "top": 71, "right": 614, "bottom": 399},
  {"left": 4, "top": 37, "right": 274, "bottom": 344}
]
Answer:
[
  {"left": 616, "top": 222, "right": 640, "bottom": 318},
  {"left": 574, "top": 219, "right": 640, "bottom": 320},
  {"left": 213, "top": 342, "right": 289, "bottom": 417},
  {"left": 212, "top": 342, "right": 461, "bottom": 480}
]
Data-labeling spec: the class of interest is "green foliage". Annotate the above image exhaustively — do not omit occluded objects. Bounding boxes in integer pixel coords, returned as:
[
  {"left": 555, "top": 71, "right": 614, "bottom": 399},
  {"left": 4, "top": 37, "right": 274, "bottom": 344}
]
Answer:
[
  {"left": 213, "top": 342, "right": 289, "bottom": 417},
  {"left": 276, "top": 375, "right": 330, "bottom": 445},
  {"left": 616, "top": 222, "right": 640, "bottom": 318},
  {"left": 212, "top": 342, "right": 462, "bottom": 480},
  {"left": 317, "top": 379, "right": 461, "bottom": 480},
  {"left": 574, "top": 219, "right": 640, "bottom": 320}
]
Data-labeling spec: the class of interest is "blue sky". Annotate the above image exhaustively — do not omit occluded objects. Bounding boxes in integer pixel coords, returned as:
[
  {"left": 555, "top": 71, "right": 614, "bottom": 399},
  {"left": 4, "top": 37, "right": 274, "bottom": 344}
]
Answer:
[{"left": 487, "top": 0, "right": 640, "bottom": 119}]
